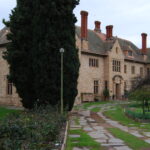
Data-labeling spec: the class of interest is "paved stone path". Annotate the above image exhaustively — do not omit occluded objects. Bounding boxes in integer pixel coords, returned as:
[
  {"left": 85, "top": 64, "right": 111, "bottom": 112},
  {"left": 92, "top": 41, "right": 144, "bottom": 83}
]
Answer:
[
  {"left": 97, "top": 104, "right": 150, "bottom": 144},
  {"left": 69, "top": 109, "right": 132, "bottom": 149},
  {"left": 68, "top": 102, "right": 150, "bottom": 150}
]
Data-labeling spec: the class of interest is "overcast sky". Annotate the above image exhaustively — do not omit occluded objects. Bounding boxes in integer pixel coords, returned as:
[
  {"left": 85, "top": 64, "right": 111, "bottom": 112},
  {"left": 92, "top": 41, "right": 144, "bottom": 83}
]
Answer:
[{"left": 0, "top": 0, "right": 150, "bottom": 48}]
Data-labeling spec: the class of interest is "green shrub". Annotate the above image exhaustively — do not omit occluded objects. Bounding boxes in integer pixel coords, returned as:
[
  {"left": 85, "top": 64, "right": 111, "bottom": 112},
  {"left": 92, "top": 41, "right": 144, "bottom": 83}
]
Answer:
[
  {"left": 125, "top": 108, "right": 150, "bottom": 120},
  {"left": 128, "top": 103, "right": 141, "bottom": 108},
  {"left": 0, "top": 105, "right": 66, "bottom": 150},
  {"left": 103, "top": 88, "right": 109, "bottom": 100}
]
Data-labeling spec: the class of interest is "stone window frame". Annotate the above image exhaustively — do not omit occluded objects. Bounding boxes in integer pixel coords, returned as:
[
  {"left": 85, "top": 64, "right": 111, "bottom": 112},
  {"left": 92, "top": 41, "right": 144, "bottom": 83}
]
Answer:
[
  {"left": 89, "top": 58, "right": 99, "bottom": 67},
  {"left": 140, "top": 67, "right": 144, "bottom": 77},
  {"left": 124, "top": 65, "right": 127, "bottom": 73},
  {"left": 94, "top": 80, "right": 99, "bottom": 94},
  {"left": 131, "top": 66, "right": 135, "bottom": 74},
  {"left": 112, "top": 60, "right": 121, "bottom": 72},
  {"left": 6, "top": 78, "right": 13, "bottom": 95}
]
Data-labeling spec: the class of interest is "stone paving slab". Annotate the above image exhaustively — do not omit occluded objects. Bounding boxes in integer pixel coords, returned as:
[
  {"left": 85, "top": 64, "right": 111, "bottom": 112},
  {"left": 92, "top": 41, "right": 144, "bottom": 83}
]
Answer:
[
  {"left": 88, "top": 131, "right": 108, "bottom": 139},
  {"left": 130, "top": 131, "right": 144, "bottom": 138},
  {"left": 95, "top": 139, "right": 107, "bottom": 143},
  {"left": 86, "top": 118, "right": 95, "bottom": 122},
  {"left": 73, "top": 147, "right": 89, "bottom": 150},
  {"left": 70, "top": 125, "right": 82, "bottom": 128},
  {"left": 69, "top": 135, "right": 80, "bottom": 138},
  {"left": 109, "top": 139, "right": 124, "bottom": 143},
  {"left": 143, "top": 132, "right": 150, "bottom": 137},
  {"left": 93, "top": 126, "right": 104, "bottom": 130},
  {"left": 90, "top": 123, "right": 98, "bottom": 126},
  {"left": 79, "top": 111, "right": 90, "bottom": 117},
  {"left": 101, "top": 143, "right": 125, "bottom": 146},
  {"left": 83, "top": 127, "right": 93, "bottom": 131},
  {"left": 114, "top": 146, "right": 132, "bottom": 150},
  {"left": 145, "top": 139, "right": 150, "bottom": 144}
]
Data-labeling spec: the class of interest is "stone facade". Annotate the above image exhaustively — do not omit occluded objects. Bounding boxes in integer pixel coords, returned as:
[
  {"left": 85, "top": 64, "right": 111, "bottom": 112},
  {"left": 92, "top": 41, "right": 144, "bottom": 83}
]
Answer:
[
  {"left": 75, "top": 11, "right": 150, "bottom": 104},
  {"left": 0, "top": 46, "right": 22, "bottom": 106},
  {"left": 0, "top": 11, "right": 150, "bottom": 106}
]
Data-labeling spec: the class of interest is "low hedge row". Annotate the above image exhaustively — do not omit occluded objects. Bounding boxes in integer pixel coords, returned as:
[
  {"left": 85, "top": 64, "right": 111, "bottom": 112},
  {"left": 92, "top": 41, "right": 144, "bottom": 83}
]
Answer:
[
  {"left": 125, "top": 108, "right": 150, "bottom": 120},
  {"left": 0, "top": 105, "right": 66, "bottom": 150}
]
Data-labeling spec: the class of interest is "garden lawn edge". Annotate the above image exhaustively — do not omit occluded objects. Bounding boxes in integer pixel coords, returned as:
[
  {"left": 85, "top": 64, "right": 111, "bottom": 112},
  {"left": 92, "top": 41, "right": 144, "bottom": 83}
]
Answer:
[{"left": 61, "top": 121, "right": 69, "bottom": 150}]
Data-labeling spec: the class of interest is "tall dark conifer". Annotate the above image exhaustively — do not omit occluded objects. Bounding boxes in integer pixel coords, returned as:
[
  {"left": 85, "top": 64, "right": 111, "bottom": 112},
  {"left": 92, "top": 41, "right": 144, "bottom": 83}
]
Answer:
[{"left": 4, "top": 0, "right": 80, "bottom": 110}]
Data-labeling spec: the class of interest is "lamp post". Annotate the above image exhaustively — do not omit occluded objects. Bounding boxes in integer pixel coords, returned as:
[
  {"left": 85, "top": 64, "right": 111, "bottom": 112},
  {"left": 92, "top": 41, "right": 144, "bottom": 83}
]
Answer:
[{"left": 60, "top": 48, "right": 64, "bottom": 114}]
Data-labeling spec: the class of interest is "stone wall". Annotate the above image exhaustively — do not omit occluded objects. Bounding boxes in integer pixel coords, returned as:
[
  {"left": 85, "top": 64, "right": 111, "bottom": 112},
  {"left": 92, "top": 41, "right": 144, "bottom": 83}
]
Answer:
[{"left": 0, "top": 47, "right": 22, "bottom": 107}]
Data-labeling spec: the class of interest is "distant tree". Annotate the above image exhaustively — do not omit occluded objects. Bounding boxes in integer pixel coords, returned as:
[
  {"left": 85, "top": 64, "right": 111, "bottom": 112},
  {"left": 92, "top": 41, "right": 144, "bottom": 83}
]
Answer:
[
  {"left": 129, "top": 76, "right": 150, "bottom": 115},
  {"left": 130, "top": 75, "right": 150, "bottom": 93},
  {"left": 129, "top": 87, "right": 150, "bottom": 115},
  {"left": 3, "top": 0, "right": 80, "bottom": 110}
]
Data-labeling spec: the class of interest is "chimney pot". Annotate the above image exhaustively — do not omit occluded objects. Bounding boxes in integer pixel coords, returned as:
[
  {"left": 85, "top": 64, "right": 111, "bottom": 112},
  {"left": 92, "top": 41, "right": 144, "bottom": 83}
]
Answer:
[
  {"left": 80, "top": 11, "right": 88, "bottom": 40},
  {"left": 106, "top": 25, "right": 113, "bottom": 39},
  {"left": 94, "top": 21, "right": 101, "bottom": 32},
  {"left": 141, "top": 33, "right": 147, "bottom": 54}
]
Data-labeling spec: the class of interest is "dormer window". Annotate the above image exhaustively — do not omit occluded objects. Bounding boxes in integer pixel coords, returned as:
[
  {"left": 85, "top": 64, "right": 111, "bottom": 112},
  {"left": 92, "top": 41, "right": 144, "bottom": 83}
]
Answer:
[{"left": 128, "top": 51, "right": 133, "bottom": 56}]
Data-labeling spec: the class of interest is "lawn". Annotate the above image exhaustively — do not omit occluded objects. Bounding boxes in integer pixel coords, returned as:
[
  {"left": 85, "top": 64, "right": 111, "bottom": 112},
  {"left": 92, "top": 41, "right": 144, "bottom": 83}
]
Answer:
[
  {"left": 66, "top": 129, "right": 101, "bottom": 150},
  {"left": 0, "top": 107, "right": 20, "bottom": 119},
  {"left": 82, "top": 101, "right": 111, "bottom": 110},
  {"left": 91, "top": 107, "right": 101, "bottom": 112},
  {"left": 108, "top": 128, "right": 150, "bottom": 150},
  {"left": 104, "top": 106, "right": 150, "bottom": 131}
]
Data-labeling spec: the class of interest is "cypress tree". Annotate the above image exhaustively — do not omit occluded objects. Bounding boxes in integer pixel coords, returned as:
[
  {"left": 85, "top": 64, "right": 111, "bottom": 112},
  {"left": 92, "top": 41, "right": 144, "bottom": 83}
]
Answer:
[{"left": 3, "top": 0, "right": 80, "bottom": 110}]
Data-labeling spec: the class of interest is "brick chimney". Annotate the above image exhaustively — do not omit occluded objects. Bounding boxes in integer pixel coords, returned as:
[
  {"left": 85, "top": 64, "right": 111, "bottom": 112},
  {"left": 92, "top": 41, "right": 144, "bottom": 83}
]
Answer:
[
  {"left": 94, "top": 21, "right": 101, "bottom": 32},
  {"left": 106, "top": 25, "right": 113, "bottom": 39},
  {"left": 141, "top": 33, "right": 147, "bottom": 54},
  {"left": 80, "top": 11, "right": 88, "bottom": 40}
]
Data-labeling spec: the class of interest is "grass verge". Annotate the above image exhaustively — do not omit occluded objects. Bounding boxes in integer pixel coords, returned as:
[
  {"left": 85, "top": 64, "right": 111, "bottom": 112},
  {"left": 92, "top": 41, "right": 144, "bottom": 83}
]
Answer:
[
  {"left": 108, "top": 128, "right": 150, "bottom": 150},
  {"left": 82, "top": 101, "right": 110, "bottom": 110},
  {"left": 104, "top": 106, "right": 150, "bottom": 131},
  {"left": 91, "top": 107, "right": 101, "bottom": 112},
  {"left": 66, "top": 129, "right": 101, "bottom": 150},
  {"left": 0, "top": 107, "right": 20, "bottom": 119}
]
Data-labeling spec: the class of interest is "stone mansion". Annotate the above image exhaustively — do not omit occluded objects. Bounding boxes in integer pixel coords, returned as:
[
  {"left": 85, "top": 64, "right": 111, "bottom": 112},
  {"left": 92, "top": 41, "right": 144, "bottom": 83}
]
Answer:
[{"left": 0, "top": 10, "right": 150, "bottom": 106}]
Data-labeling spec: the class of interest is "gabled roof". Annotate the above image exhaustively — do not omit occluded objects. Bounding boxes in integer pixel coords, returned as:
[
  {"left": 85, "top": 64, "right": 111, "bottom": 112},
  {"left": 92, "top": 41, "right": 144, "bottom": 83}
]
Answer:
[
  {"left": 76, "top": 26, "right": 108, "bottom": 55},
  {"left": 0, "top": 26, "right": 150, "bottom": 63},
  {"left": 146, "top": 48, "right": 150, "bottom": 63},
  {"left": 76, "top": 26, "right": 150, "bottom": 63}
]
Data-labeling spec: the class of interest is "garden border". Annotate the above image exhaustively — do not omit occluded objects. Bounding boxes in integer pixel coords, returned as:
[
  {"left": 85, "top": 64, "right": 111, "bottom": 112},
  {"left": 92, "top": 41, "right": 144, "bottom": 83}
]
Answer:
[
  {"left": 61, "top": 121, "right": 69, "bottom": 150},
  {"left": 125, "top": 110, "right": 150, "bottom": 123}
]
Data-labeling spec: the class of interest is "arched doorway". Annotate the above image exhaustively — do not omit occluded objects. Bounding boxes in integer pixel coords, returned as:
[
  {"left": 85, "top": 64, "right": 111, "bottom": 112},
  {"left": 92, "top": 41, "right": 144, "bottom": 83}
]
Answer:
[{"left": 112, "top": 75, "right": 124, "bottom": 100}]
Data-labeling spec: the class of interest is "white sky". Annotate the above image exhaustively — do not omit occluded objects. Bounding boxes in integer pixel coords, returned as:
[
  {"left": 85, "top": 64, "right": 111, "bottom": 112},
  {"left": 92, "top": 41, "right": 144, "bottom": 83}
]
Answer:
[{"left": 0, "top": 0, "right": 150, "bottom": 48}]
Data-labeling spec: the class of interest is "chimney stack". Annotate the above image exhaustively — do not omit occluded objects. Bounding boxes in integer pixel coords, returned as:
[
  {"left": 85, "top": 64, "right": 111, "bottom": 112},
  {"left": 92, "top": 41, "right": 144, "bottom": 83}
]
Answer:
[
  {"left": 141, "top": 33, "right": 147, "bottom": 54},
  {"left": 106, "top": 25, "right": 113, "bottom": 39},
  {"left": 94, "top": 21, "right": 101, "bottom": 32},
  {"left": 80, "top": 11, "right": 88, "bottom": 40}
]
